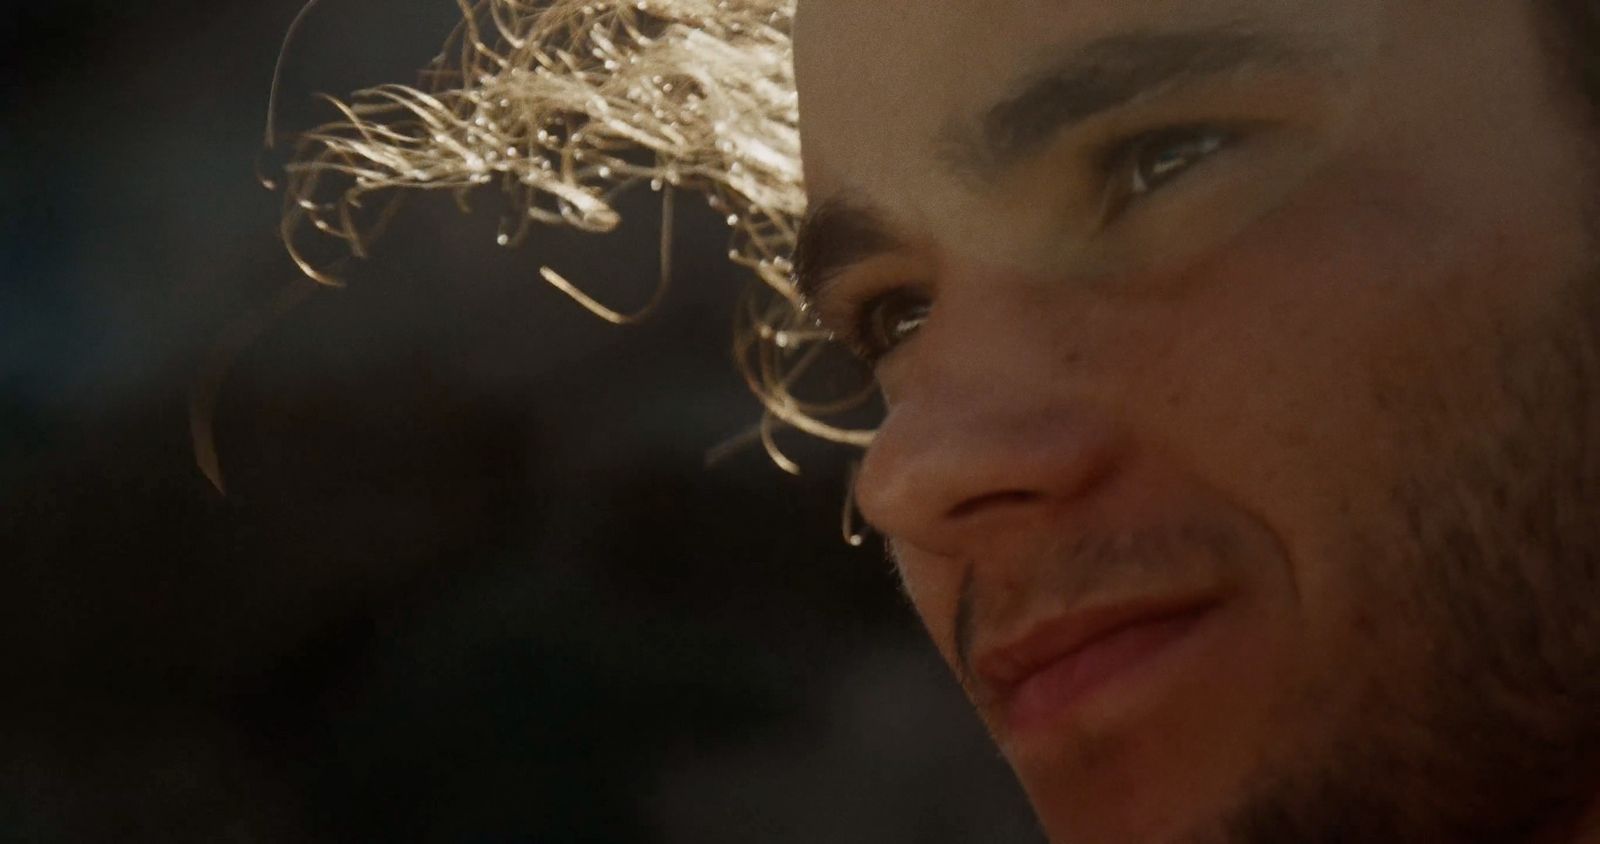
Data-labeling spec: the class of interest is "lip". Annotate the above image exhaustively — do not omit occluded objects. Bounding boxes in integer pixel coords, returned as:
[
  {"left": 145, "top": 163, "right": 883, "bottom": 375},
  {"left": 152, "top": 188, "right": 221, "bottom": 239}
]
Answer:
[{"left": 975, "top": 597, "right": 1221, "bottom": 732}]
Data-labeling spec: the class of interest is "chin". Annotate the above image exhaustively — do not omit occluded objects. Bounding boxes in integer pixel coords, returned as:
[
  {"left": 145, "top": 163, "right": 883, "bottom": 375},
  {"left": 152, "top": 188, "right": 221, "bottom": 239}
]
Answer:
[{"left": 1015, "top": 731, "right": 1261, "bottom": 844}]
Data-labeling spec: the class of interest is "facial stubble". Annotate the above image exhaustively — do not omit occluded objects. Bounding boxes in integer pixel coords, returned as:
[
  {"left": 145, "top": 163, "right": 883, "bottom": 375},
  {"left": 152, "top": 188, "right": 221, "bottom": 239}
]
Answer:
[{"left": 1213, "top": 254, "right": 1600, "bottom": 844}]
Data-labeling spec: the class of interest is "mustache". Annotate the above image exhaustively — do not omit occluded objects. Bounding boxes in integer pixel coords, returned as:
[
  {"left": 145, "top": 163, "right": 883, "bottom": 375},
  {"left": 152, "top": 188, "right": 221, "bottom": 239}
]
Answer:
[{"left": 925, "top": 521, "right": 1245, "bottom": 688}]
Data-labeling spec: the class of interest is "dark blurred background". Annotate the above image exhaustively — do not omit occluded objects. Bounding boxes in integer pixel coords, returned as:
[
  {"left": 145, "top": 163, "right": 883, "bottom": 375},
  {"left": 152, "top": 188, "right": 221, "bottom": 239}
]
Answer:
[{"left": 0, "top": 1, "right": 1041, "bottom": 841}]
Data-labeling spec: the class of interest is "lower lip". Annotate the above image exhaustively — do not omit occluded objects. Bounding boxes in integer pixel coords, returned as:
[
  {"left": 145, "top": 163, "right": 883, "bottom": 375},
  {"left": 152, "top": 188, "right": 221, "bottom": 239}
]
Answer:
[{"left": 1004, "top": 607, "right": 1216, "bottom": 732}]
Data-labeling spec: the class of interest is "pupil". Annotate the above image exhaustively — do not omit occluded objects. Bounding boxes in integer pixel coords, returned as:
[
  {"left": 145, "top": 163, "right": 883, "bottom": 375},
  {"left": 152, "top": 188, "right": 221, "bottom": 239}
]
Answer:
[
  {"left": 1149, "top": 146, "right": 1190, "bottom": 178},
  {"left": 867, "top": 293, "right": 928, "bottom": 354},
  {"left": 1134, "top": 129, "right": 1226, "bottom": 194}
]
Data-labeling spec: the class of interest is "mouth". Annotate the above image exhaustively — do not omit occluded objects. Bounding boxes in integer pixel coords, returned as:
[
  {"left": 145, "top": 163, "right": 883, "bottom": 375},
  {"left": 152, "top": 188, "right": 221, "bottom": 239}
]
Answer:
[{"left": 976, "top": 597, "right": 1222, "bottom": 734}]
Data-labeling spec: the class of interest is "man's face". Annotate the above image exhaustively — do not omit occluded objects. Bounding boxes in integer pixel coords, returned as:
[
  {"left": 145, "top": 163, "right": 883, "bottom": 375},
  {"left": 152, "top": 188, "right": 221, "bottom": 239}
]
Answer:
[{"left": 793, "top": 1, "right": 1600, "bottom": 842}]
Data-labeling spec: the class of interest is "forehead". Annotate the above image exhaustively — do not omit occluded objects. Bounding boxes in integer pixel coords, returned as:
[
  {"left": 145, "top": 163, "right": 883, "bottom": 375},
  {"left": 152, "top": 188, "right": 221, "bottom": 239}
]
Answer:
[{"left": 793, "top": 0, "right": 1383, "bottom": 257}]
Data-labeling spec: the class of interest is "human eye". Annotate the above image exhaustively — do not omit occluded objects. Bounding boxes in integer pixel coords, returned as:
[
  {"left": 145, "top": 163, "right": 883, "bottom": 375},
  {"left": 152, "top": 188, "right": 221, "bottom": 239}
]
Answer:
[
  {"left": 1100, "top": 124, "right": 1236, "bottom": 216},
  {"left": 833, "top": 286, "right": 932, "bottom": 367}
]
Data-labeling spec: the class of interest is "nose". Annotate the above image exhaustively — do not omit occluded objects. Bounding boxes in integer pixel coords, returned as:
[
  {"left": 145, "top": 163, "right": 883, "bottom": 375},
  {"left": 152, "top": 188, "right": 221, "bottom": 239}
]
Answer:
[{"left": 853, "top": 299, "right": 1125, "bottom": 556}]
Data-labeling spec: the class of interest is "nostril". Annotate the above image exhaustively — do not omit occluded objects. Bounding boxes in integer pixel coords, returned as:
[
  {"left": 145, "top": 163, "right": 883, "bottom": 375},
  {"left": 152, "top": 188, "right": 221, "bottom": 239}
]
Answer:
[{"left": 946, "top": 490, "right": 1040, "bottom": 520}]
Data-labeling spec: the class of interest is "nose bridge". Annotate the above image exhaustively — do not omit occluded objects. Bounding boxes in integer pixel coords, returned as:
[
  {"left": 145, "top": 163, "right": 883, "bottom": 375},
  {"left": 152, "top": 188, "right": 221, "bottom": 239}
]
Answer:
[{"left": 855, "top": 269, "right": 1124, "bottom": 554}]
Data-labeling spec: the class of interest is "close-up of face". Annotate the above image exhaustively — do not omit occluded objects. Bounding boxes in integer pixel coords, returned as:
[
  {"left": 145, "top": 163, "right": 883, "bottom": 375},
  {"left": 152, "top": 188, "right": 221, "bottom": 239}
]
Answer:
[
  {"left": 795, "top": 1, "right": 1600, "bottom": 842},
  {"left": 16, "top": 0, "right": 1600, "bottom": 840}
]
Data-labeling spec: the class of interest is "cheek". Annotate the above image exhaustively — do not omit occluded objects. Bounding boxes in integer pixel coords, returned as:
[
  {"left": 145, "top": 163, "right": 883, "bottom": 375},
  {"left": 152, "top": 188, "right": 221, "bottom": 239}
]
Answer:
[{"left": 1136, "top": 162, "right": 1538, "bottom": 622}]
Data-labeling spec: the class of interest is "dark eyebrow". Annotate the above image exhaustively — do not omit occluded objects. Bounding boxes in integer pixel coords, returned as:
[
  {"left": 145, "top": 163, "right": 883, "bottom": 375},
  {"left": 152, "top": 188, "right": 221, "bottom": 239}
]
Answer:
[
  {"left": 949, "top": 26, "right": 1327, "bottom": 176},
  {"left": 793, "top": 27, "right": 1328, "bottom": 304},
  {"left": 791, "top": 195, "right": 906, "bottom": 305}
]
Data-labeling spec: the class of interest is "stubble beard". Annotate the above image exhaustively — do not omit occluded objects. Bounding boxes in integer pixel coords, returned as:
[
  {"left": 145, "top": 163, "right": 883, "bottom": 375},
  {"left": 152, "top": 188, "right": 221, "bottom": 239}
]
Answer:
[{"left": 1207, "top": 256, "right": 1600, "bottom": 844}]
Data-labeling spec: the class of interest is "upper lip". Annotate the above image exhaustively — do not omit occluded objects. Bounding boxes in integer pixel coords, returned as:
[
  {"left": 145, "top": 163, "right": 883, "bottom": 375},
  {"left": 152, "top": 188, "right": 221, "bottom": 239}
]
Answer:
[{"left": 972, "top": 595, "right": 1221, "bottom": 698}]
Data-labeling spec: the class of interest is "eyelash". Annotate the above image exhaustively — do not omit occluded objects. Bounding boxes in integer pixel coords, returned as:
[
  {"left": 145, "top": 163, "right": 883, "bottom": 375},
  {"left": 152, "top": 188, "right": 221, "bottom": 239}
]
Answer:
[
  {"left": 830, "top": 124, "right": 1237, "bottom": 367},
  {"left": 830, "top": 286, "right": 932, "bottom": 366},
  {"left": 1099, "top": 124, "right": 1236, "bottom": 219}
]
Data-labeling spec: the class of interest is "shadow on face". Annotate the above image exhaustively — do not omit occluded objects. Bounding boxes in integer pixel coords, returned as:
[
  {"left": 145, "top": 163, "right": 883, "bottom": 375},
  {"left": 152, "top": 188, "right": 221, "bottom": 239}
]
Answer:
[{"left": 794, "top": 0, "right": 1600, "bottom": 841}]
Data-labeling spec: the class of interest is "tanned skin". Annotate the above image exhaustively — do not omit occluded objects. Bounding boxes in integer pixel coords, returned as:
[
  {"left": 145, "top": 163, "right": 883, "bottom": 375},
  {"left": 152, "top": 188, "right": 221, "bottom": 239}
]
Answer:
[{"left": 793, "top": 1, "right": 1600, "bottom": 841}]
